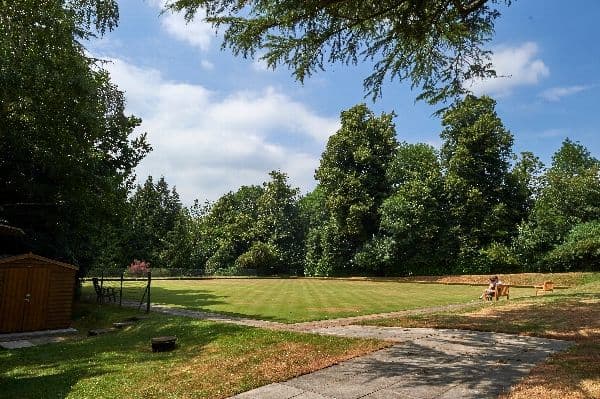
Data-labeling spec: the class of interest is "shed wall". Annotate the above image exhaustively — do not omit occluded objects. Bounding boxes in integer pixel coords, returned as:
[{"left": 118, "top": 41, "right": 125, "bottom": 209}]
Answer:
[{"left": 0, "top": 255, "right": 77, "bottom": 332}]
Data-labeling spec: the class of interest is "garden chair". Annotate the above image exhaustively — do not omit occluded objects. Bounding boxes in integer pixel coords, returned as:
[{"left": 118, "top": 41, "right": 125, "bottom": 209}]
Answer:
[
  {"left": 534, "top": 281, "right": 554, "bottom": 295},
  {"left": 483, "top": 284, "right": 510, "bottom": 301},
  {"left": 92, "top": 277, "right": 117, "bottom": 303}
]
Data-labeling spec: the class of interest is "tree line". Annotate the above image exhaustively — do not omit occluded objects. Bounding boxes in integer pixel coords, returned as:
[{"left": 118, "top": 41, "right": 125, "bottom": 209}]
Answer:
[
  {"left": 124, "top": 97, "right": 600, "bottom": 276},
  {"left": 2, "top": 1, "right": 598, "bottom": 276}
]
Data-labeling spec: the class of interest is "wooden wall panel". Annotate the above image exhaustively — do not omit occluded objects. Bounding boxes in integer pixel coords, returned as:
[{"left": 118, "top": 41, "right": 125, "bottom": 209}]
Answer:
[{"left": 0, "top": 255, "right": 77, "bottom": 332}]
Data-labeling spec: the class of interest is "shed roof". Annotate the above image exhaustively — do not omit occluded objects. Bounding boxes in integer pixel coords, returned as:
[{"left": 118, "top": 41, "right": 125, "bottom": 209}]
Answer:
[{"left": 0, "top": 253, "right": 79, "bottom": 270}]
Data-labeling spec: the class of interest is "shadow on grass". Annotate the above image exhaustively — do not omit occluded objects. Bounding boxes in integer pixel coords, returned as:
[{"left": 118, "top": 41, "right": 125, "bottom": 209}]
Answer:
[
  {"left": 147, "top": 286, "right": 293, "bottom": 323},
  {"left": 0, "top": 304, "right": 255, "bottom": 399}
]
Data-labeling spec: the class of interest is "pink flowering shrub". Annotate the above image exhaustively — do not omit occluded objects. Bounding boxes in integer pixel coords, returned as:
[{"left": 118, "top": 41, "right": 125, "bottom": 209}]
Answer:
[{"left": 128, "top": 259, "right": 150, "bottom": 276}]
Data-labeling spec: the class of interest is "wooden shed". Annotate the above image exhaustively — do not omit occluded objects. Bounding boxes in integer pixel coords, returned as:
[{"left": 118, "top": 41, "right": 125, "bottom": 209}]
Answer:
[{"left": 0, "top": 253, "right": 78, "bottom": 333}]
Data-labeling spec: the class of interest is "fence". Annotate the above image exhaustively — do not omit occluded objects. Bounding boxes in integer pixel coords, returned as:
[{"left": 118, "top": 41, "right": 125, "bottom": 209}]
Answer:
[{"left": 82, "top": 270, "right": 152, "bottom": 312}]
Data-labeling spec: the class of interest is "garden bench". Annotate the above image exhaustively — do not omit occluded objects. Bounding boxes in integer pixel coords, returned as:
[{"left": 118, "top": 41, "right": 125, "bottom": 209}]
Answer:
[
  {"left": 92, "top": 277, "right": 117, "bottom": 303},
  {"left": 534, "top": 281, "right": 554, "bottom": 295},
  {"left": 483, "top": 284, "right": 510, "bottom": 301}
]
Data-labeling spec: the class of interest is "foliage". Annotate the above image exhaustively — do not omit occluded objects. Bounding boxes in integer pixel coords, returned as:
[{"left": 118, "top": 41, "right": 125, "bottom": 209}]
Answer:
[
  {"left": 198, "top": 171, "right": 303, "bottom": 274},
  {"left": 376, "top": 143, "right": 451, "bottom": 275},
  {"left": 125, "top": 176, "right": 182, "bottom": 266},
  {"left": 168, "top": 0, "right": 511, "bottom": 104},
  {"left": 234, "top": 241, "right": 281, "bottom": 275},
  {"left": 159, "top": 208, "right": 204, "bottom": 270},
  {"left": 440, "top": 95, "right": 520, "bottom": 271},
  {"left": 0, "top": 1, "right": 150, "bottom": 272},
  {"left": 542, "top": 221, "right": 600, "bottom": 272},
  {"left": 309, "top": 104, "right": 398, "bottom": 275},
  {"left": 515, "top": 139, "right": 600, "bottom": 268},
  {"left": 255, "top": 171, "right": 303, "bottom": 272}
]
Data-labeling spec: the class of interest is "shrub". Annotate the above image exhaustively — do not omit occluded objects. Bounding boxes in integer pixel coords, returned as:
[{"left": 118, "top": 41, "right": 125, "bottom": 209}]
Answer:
[
  {"left": 477, "top": 242, "right": 522, "bottom": 273},
  {"left": 128, "top": 259, "right": 150, "bottom": 276},
  {"left": 235, "top": 242, "right": 281, "bottom": 275},
  {"left": 542, "top": 221, "right": 600, "bottom": 271}
]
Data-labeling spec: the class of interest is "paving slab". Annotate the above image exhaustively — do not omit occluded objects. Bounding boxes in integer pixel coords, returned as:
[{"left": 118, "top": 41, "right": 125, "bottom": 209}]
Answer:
[
  {"left": 0, "top": 328, "right": 77, "bottom": 342},
  {"left": 228, "top": 327, "right": 572, "bottom": 399},
  {"left": 0, "top": 340, "right": 35, "bottom": 349}
]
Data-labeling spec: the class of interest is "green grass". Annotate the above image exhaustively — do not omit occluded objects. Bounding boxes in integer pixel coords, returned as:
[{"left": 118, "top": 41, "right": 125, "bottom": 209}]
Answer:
[
  {"left": 85, "top": 278, "right": 536, "bottom": 323},
  {"left": 0, "top": 304, "right": 387, "bottom": 399}
]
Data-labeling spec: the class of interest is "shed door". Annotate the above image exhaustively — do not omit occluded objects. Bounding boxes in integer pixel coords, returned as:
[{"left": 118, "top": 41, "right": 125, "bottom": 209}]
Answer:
[{"left": 0, "top": 267, "right": 50, "bottom": 333}]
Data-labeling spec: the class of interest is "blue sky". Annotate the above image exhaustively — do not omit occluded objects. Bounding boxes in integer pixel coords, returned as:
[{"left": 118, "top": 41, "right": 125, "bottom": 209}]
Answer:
[{"left": 89, "top": 0, "right": 600, "bottom": 204}]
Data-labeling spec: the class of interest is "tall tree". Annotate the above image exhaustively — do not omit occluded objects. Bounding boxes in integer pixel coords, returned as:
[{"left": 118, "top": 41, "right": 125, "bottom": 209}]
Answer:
[
  {"left": 255, "top": 171, "right": 303, "bottom": 273},
  {"left": 0, "top": 1, "right": 149, "bottom": 269},
  {"left": 126, "top": 176, "right": 182, "bottom": 266},
  {"left": 168, "top": 0, "right": 510, "bottom": 104},
  {"left": 372, "top": 143, "right": 450, "bottom": 275},
  {"left": 307, "top": 104, "right": 398, "bottom": 275},
  {"left": 440, "top": 95, "right": 519, "bottom": 270},
  {"left": 201, "top": 185, "right": 264, "bottom": 273},
  {"left": 515, "top": 139, "right": 600, "bottom": 268}
]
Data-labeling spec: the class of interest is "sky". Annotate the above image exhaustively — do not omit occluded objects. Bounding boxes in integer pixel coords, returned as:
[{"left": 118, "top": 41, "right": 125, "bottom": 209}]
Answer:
[{"left": 88, "top": 0, "right": 600, "bottom": 205}]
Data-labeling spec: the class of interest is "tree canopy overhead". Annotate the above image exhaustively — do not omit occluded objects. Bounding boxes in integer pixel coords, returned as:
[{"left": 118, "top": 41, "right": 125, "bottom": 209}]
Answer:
[{"left": 168, "top": 0, "right": 510, "bottom": 104}]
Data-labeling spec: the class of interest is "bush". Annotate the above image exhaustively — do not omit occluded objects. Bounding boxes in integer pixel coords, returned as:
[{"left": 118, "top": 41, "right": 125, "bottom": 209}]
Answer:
[
  {"left": 128, "top": 259, "right": 150, "bottom": 276},
  {"left": 235, "top": 242, "right": 281, "bottom": 275},
  {"left": 477, "top": 242, "right": 522, "bottom": 273},
  {"left": 542, "top": 221, "right": 600, "bottom": 271}
]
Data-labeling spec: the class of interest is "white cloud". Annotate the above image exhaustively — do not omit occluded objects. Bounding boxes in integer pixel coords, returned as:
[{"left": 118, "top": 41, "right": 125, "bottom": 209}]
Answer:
[
  {"left": 468, "top": 42, "right": 550, "bottom": 96},
  {"left": 150, "top": 0, "right": 214, "bottom": 51},
  {"left": 105, "top": 58, "right": 339, "bottom": 204},
  {"left": 200, "top": 59, "right": 214, "bottom": 70},
  {"left": 540, "top": 85, "right": 592, "bottom": 101}
]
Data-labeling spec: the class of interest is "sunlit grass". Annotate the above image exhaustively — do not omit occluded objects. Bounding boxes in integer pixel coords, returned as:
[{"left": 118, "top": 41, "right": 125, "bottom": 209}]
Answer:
[
  {"left": 0, "top": 304, "right": 387, "bottom": 399},
  {"left": 84, "top": 278, "right": 537, "bottom": 323}
]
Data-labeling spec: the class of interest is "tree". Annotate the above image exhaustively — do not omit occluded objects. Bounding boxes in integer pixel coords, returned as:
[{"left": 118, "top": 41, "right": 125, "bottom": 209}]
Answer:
[
  {"left": 373, "top": 143, "right": 450, "bottom": 275},
  {"left": 308, "top": 104, "right": 398, "bottom": 275},
  {"left": 440, "top": 95, "right": 519, "bottom": 271},
  {"left": 168, "top": 0, "right": 510, "bottom": 104},
  {"left": 0, "top": 1, "right": 150, "bottom": 270},
  {"left": 201, "top": 185, "right": 264, "bottom": 273},
  {"left": 255, "top": 171, "right": 303, "bottom": 273},
  {"left": 126, "top": 176, "right": 182, "bottom": 266},
  {"left": 515, "top": 139, "right": 600, "bottom": 269}
]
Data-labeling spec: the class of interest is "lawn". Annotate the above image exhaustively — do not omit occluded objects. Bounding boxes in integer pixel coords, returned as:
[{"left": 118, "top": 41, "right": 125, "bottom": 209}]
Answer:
[
  {"left": 359, "top": 275, "right": 600, "bottom": 399},
  {"left": 0, "top": 304, "right": 387, "bottom": 399},
  {"left": 86, "top": 278, "right": 537, "bottom": 323}
]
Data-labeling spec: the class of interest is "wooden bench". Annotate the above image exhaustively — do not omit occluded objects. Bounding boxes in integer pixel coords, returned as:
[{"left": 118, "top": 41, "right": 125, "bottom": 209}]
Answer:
[
  {"left": 483, "top": 284, "right": 510, "bottom": 301},
  {"left": 534, "top": 281, "right": 554, "bottom": 295}
]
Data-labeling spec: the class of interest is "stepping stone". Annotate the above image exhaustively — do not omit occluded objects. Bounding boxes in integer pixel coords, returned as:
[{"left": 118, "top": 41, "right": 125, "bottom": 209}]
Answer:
[
  {"left": 88, "top": 328, "right": 117, "bottom": 336},
  {"left": 113, "top": 321, "right": 136, "bottom": 329},
  {"left": 151, "top": 336, "right": 177, "bottom": 352},
  {"left": 0, "top": 340, "right": 34, "bottom": 349},
  {"left": 123, "top": 316, "right": 148, "bottom": 322}
]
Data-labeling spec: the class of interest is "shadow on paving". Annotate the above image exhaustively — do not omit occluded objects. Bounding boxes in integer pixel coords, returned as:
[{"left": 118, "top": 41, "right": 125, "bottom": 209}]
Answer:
[{"left": 232, "top": 328, "right": 572, "bottom": 399}]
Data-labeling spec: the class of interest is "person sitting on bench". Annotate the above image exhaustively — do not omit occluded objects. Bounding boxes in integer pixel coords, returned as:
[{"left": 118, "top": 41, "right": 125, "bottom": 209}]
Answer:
[{"left": 480, "top": 275, "right": 502, "bottom": 300}]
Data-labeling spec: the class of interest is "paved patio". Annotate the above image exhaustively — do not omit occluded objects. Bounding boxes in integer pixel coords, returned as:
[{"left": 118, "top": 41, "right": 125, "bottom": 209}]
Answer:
[{"left": 229, "top": 326, "right": 572, "bottom": 399}]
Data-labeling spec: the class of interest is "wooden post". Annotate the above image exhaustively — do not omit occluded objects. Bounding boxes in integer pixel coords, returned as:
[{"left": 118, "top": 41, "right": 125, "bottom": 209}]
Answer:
[
  {"left": 146, "top": 271, "right": 151, "bottom": 313},
  {"left": 119, "top": 272, "right": 124, "bottom": 307}
]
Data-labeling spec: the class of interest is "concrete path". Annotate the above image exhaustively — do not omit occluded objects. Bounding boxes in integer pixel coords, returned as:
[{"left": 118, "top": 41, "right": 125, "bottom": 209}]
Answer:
[
  {"left": 230, "top": 327, "right": 572, "bottom": 399},
  {"left": 124, "top": 302, "right": 573, "bottom": 398},
  {"left": 128, "top": 301, "right": 482, "bottom": 332}
]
